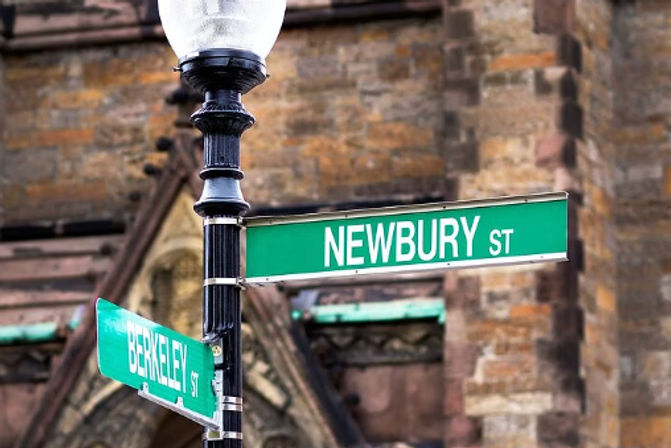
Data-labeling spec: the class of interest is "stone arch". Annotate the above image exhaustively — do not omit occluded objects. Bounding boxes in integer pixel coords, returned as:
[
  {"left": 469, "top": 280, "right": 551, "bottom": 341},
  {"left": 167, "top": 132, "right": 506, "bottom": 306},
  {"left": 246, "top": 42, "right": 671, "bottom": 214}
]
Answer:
[
  {"left": 148, "top": 409, "right": 201, "bottom": 448},
  {"left": 48, "top": 385, "right": 162, "bottom": 448},
  {"left": 123, "top": 190, "right": 203, "bottom": 335},
  {"left": 45, "top": 190, "right": 338, "bottom": 448},
  {"left": 148, "top": 248, "right": 202, "bottom": 337},
  {"left": 44, "top": 191, "right": 203, "bottom": 448},
  {"left": 262, "top": 433, "right": 300, "bottom": 448}
]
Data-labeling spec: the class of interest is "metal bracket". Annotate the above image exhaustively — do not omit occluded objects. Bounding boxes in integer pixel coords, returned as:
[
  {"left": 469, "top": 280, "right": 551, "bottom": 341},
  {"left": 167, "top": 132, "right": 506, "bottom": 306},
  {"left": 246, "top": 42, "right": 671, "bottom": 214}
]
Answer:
[
  {"left": 137, "top": 359, "right": 244, "bottom": 440},
  {"left": 206, "top": 369, "right": 225, "bottom": 440},
  {"left": 203, "top": 277, "right": 245, "bottom": 289},
  {"left": 205, "top": 430, "right": 244, "bottom": 441},
  {"left": 138, "top": 383, "right": 219, "bottom": 430},
  {"left": 222, "top": 395, "right": 243, "bottom": 412},
  {"left": 203, "top": 342, "right": 243, "bottom": 441},
  {"left": 203, "top": 216, "right": 244, "bottom": 227}
]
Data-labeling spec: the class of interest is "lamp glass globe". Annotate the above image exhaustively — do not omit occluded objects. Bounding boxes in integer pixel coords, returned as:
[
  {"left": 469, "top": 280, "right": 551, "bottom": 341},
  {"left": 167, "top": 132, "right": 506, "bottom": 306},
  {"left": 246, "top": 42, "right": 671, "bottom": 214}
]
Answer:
[{"left": 158, "top": 0, "right": 286, "bottom": 60}]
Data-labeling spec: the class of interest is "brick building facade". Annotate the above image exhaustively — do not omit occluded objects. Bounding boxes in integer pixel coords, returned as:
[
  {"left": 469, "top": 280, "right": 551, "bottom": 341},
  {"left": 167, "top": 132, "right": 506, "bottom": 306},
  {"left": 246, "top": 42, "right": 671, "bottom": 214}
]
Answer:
[{"left": 0, "top": 0, "right": 670, "bottom": 447}]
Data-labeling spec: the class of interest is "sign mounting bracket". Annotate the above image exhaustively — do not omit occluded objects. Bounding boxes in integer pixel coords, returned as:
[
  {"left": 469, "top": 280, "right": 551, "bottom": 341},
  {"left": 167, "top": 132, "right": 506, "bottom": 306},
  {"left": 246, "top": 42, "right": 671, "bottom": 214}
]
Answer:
[{"left": 138, "top": 383, "right": 219, "bottom": 430}]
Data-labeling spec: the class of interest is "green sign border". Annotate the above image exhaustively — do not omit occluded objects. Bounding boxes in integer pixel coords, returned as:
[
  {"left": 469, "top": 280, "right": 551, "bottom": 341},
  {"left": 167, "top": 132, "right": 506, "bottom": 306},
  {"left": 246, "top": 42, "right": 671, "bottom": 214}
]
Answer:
[{"left": 245, "top": 192, "right": 568, "bottom": 284}]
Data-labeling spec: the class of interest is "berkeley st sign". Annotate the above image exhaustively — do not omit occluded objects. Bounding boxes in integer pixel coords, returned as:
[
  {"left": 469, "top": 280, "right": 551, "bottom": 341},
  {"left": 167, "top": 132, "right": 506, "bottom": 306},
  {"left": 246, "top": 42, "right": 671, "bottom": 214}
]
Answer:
[
  {"left": 96, "top": 298, "right": 217, "bottom": 425},
  {"left": 245, "top": 192, "right": 568, "bottom": 283}
]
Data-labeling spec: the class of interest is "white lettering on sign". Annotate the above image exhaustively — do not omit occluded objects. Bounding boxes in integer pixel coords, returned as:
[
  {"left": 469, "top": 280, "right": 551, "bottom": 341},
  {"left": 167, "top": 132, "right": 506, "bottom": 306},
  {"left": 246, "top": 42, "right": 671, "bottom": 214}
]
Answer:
[
  {"left": 126, "top": 321, "right": 192, "bottom": 395},
  {"left": 159, "top": 334, "right": 168, "bottom": 386},
  {"left": 191, "top": 371, "right": 199, "bottom": 398},
  {"left": 324, "top": 226, "right": 344, "bottom": 267},
  {"left": 366, "top": 222, "right": 395, "bottom": 264},
  {"left": 323, "top": 216, "right": 483, "bottom": 267},
  {"left": 418, "top": 219, "right": 437, "bottom": 261},
  {"left": 347, "top": 224, "right": 365, "bottom": 266},
  {"left": 462, "top": 216, "right": 480, "bottom": 257},
  {"left": 128, "top": 325, "right": 137, "bottom": 374},
  {"left": 396, "top": 221, "right": 415, "bottom": 262},
  {"left": 439, "top": 218, "right": 459, "bottom": 259},
  {"left": 489, "top": 228, "right": 514, "bottom": 256}
]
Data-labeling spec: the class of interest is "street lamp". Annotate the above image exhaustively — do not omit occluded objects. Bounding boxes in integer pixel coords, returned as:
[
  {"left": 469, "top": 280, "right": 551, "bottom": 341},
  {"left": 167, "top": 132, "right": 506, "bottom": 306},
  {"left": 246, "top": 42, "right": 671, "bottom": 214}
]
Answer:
[{"left": 158, "top": 1, "right": 286, "bottom": 446}]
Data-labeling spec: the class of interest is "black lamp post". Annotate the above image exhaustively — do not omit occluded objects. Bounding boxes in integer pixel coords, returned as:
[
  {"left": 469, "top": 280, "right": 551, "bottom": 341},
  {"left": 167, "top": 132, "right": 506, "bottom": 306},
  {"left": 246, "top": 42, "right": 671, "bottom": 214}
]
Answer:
[{"left": 158, "top": 2, "right": 286, "bottom": 446}]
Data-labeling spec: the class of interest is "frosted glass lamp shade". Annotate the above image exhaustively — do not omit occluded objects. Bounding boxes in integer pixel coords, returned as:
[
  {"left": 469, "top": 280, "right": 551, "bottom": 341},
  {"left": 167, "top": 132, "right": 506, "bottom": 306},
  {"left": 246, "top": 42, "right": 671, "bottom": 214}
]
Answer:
[{"left": 159, "top": 0, "right": 286, "bottom": 60}]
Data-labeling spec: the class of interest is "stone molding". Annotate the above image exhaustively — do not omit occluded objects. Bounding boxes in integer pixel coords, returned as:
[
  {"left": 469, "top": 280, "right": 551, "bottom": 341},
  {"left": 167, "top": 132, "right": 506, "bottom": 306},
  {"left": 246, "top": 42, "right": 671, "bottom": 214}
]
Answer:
[{"left": 0, "top": 0, "right": 441, "bottom": 52}]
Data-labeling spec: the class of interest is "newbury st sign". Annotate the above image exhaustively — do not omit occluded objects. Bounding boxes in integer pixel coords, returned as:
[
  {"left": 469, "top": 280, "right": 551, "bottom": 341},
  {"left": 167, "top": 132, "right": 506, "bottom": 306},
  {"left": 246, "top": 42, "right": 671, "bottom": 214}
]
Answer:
[{"left": 245, "top": 192, "right": 568, "bottom": 283}]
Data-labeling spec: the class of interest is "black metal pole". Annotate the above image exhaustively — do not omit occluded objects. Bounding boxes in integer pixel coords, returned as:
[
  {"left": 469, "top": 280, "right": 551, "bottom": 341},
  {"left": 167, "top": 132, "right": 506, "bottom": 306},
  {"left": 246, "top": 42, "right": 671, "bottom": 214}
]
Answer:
[{"left": 179, "top": 49, "right": 267, "bottom": 448}]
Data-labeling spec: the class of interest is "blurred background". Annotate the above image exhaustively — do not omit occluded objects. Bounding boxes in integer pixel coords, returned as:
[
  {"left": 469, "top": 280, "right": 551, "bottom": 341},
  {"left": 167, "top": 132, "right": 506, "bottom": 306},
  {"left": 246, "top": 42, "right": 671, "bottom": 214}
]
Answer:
[{"left": 0, "top": 0, "right": 667, "bottom": 447}]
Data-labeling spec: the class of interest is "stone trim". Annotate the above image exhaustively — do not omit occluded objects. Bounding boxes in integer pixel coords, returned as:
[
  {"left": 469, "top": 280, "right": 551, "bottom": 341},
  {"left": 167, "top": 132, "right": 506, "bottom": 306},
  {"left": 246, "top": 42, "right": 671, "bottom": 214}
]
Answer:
[
  {"left": 438, "top": 4, "right": 491, "bottom": 443},
  {"left": 0, "top": 0, "right": 441, "bottom": 53},
  {"left": 532, "top": 1, "right": 585, "bottom": 446},
  {"left": 14, "top": 135, "right": 200, "bottom": 448},
  {"left": 533, "top": 0, "right": 576, "bottom": 35},
  {"left": 443, "top": 272, "right": 482, "bottom": 447},
  {"left": 442, "top": 1, "right": 480, "bottom": 199}
]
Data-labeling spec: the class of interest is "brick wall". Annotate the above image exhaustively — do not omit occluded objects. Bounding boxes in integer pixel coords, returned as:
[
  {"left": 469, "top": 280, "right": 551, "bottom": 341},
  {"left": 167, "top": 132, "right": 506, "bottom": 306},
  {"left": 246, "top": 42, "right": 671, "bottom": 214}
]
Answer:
[
  {"left": 443, "top": 2, "right": 649, "bottom": 447},
  {"left": 244, "top": 18, "right": 446, "bottom": 205},
  {"left": 573, "top": 1, "right": 619, "bottom": 447},
  {"left": 5, "top": 2, "right": 671, "bottom": 447},
  {"left": 0, "top": 17, "right": 445, "bottom": 225},
  {"left": 612, "top": 2, "right": 671, "bottom": 447},
  {"left": 0, "top": 52, "right": 5, "bottom": 223},
  {"left": 1, "top": 43, "right": 178, "bottom": 223},
  {"left": 441, "top": 0, "right": 583, "bottom": 446}
]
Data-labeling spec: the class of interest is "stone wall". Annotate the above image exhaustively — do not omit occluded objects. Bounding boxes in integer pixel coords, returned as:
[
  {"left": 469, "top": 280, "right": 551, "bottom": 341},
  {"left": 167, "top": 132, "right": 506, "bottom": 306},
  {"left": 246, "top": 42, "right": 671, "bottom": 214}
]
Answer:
[
  {"left": 44, "top": 190, "right": 340, "bottom": 448},
  {"left": 245, "top": 18, "right": 445, "bottom": 205},
  {"left": 573, "top": 1, "right": 620, "bottom": 447},
  {"left": 7, "top": 1, "right": 671, "bottom": 447},
  {"left": 441, "top": 0, "right": 583, "bottom": 446},
  {"left": 0, "top": 52, "right": 5, "bottom": 223},
  {"left": 1, "top": 43, "right": 178, "bottom": 223},
  {"left": 613, "top": 2, "right": 671, "bottom": 447},
  {"left": 0, "top": 16, "right": 445, "bottom": 225}
]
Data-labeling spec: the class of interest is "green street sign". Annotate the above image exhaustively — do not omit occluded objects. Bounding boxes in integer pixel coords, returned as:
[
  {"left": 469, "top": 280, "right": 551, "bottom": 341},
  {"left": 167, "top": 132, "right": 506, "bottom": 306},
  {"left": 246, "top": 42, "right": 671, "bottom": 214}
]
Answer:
[
  {"left": 96, "top": 298, "right": 217, "bottom": 426},
  {"left": 246, "top": 192, "right": 568, "bottom": 284}
]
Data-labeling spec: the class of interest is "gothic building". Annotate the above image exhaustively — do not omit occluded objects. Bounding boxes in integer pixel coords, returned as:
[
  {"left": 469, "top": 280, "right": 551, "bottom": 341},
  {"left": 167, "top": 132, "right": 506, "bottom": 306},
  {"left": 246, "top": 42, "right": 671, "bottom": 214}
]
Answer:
[{"left": 0, "top": 1, "right": 668, "bottom": 447}]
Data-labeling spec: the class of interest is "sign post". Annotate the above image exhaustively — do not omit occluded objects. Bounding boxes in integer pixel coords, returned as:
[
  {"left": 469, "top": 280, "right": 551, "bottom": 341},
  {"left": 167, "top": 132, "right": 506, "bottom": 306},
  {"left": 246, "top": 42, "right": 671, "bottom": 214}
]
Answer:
[
  {"left": 96, "top": 298, "right": 221, "bottom": 429},
  {"left": 246, "top": 192, "right": 567, "bottom": 284},
  {"left": 95, "top": 192, "right": 568, "bottom": 435}
]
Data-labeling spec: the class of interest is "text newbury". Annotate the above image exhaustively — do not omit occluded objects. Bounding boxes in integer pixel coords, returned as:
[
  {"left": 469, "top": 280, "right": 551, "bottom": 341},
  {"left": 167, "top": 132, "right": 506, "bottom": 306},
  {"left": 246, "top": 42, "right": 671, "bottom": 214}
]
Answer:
[
  {"left": 324, "top": 216, "right": 482, "bottom": 268},
  {"left": 245, "top": 192, "right": 568, "bottom": 283}
]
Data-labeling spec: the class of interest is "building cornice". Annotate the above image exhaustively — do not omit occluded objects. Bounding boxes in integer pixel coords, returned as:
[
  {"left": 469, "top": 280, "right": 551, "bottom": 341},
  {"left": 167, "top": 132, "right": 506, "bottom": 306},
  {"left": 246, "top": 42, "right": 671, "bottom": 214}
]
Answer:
[{"left": 0, "top": 0, "right": 440, "bottom": 53}]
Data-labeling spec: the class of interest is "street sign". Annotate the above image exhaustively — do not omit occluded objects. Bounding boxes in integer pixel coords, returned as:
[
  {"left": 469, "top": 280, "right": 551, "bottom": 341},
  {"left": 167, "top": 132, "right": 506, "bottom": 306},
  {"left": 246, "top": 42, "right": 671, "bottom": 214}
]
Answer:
[
  {"left": 96, "top": 298, "right": 218, "bottom": 427},
  {"left": 245, "top": 192, "right": 567, "bottom": 284}
]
